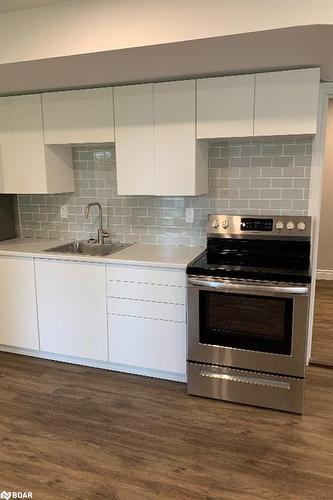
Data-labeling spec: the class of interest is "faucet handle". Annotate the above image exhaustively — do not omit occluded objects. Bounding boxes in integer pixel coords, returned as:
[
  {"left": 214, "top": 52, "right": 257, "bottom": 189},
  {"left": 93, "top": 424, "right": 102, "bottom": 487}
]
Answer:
[{"left": 99, "top": 228, "right": 110, "bottom": 243}]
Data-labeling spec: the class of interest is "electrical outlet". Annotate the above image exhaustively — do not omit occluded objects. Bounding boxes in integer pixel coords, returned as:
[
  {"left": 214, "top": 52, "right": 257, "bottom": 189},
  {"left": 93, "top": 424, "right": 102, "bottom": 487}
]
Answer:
[
  {"left": 185, "top": 208, "right": 194, "bottom": 223},
  {"left": 60, "top": 205, "right": 68, "bottom": 219}
]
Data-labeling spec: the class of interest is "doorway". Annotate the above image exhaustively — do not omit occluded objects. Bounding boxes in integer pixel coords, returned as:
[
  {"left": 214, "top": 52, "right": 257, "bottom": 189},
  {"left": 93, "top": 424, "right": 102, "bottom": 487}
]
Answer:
[{"left": 311, "top": 98, "right": 333, "bottom": 367}]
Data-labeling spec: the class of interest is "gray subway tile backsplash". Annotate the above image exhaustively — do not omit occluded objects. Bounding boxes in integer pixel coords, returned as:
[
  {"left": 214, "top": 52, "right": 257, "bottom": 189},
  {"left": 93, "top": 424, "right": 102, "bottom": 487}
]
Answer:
[{"left": 18, "top": 135, "right": 312, "bottom": 246}]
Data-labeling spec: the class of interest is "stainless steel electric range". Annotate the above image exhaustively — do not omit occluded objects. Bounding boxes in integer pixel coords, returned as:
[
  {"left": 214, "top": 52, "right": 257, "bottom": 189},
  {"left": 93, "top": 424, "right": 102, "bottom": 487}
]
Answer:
[{"left": 186, "top": 214, "right": 312, "bottom": 414}]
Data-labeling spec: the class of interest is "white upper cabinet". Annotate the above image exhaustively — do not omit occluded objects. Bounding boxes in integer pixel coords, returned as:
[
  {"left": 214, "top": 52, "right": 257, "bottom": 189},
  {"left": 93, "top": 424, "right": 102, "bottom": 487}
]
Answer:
[
  {"left": 114, "top": 80, "right": 208, "bottom": 196},
  {"left": 196, "top": 68, "right": 320, "bottom": 139},
  {"left": 254, "top": 68, "right": 320, "bottom": 136},
  {"left": 0, "top": 94, "right": 74, "bottom": 194},
  {"left": 197, "top": 74, "right": 255, "bottom": 139},
  {"left": 42, "top": 88, "right": 115, "bottom": 144},
  {"left": 154, "top": 80, "right": 207, "bottom": 196},
  {"left": 114, "top": 84, "right": 155, "bottom": 195}
]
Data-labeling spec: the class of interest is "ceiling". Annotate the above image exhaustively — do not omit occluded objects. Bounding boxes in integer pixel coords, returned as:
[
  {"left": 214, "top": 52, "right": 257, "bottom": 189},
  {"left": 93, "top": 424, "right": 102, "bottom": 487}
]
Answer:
[{"left": 0, "top": 0, "right": 67, "bottom": 14}]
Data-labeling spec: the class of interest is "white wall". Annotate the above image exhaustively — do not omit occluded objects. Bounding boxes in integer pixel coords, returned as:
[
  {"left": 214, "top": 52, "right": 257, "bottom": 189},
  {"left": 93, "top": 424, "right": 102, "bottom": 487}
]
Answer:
[
  {"left": 1, "top": 0, "right": 333, "bottom": 64},
  {"left": 318, "top": 99, "right": 333, "bottom": 273}
]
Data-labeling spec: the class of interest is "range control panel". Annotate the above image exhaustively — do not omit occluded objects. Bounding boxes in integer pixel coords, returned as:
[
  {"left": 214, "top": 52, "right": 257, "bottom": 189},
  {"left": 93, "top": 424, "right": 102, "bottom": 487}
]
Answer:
[
  {"left": 207, "top": 215, "right": 311, "bottom": 239},
  {"left": 240, "top": 218, "right": 273, "bottom": 232}
]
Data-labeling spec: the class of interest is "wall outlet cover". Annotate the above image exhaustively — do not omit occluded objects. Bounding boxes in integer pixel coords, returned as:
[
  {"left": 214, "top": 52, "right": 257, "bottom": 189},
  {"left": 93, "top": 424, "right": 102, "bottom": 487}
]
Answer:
[
  {"left": 185, "top": 208, "right": 194, "bottom": 223},
  {"left": 60, "top": 205, "right": 68, "bottom": 219}
]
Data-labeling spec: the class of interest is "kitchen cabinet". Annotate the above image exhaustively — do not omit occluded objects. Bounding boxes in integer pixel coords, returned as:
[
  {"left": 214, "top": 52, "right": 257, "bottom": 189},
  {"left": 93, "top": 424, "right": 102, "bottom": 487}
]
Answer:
[
  {"left": 114, "top": 83, "right": 155, "bottom": 195},
  {"left": 0, "top": 256, "right": 39, "bottom": 349},
  {"left": 109, "top": 315, "right": 186, "bottom": 375},
  {"left": 106, "top": 264, "right": 187, "bottom": 379},
  {"left": 114, "top": 80, "right": 208, "bottom": 196},
  {"left": 0, "top": 94, "right": 73, "bottom": 194},
  {"left": 196, "top": 68, "right": 320, "bottom": 139},
  {"left": 35, "top": 259, "right": 108, "bottom": 361},
  {"left": 254, "top": 68, "right": 320, "bottom": 136},
  {"left": 42, "top": 88, "right": 115, "bottom": 144},
  {"left": 154, "top": 80, "right": 207, "bottom": 195},
  {"left": 197, "top": 74, "right": 255, "bottom": 139}
]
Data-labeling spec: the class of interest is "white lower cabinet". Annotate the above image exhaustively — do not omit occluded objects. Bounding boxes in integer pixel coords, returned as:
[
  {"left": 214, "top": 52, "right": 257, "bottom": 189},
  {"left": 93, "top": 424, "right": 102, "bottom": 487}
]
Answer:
[
  {"left": 108, "top": 315, "right": 186, "bottom": 375},
  {"left": 107, "top": 297, "right": 186, "bottom": 323},
  {"left": 107, "top": 264, "right": 187, "bottom": 379},
  {"left": 0, "top": 255, "right": 187, "bottom": 380},
  {"left": 35, "top": 259, "right": 108, "bottom": 361},
  {"left": 0, "top": 256, "right": 39, "bottom": 349}
]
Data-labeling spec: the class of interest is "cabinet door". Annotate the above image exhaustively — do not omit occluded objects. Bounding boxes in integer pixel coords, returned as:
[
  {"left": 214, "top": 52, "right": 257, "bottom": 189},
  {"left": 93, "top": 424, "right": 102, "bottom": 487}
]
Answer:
[
  {"left": 35, "top": 259, "right": 108, "bottom": 361},
  {"left": 42, "top": 88, "right": 115, "bottom": 144},
  {"left": 254, "top": 68, "right": 320, "bottom": 136},
  {"left": 197, "top": 74, "right": 255, "bottom": 139},
  {"left": 0, "top": 95, "right": 47, "bottom": 193},
  {"left": 154, "top": 80, "right": 203, "bottom": 195},
  {"left": 0, "top": 256, "right": 39, "bottom": 349},
  {"left": 0, "top": 95, "right": 74, "bottom": 194},
  {"left": 108, "top": 315, "right": 186, "bottom": 375},
  {"left": 114, "top": 84, "right": 155, "bottom": 195}
]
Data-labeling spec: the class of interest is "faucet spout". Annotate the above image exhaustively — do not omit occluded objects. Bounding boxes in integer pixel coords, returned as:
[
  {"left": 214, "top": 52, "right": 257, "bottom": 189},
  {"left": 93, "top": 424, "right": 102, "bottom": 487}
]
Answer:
[{"left": 84, "top": 202, "right": 109, "bottom": 244}]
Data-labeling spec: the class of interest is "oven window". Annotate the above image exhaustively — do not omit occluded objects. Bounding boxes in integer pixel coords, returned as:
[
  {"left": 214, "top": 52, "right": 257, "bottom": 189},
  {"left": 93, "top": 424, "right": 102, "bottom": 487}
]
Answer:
[{"left": 199, "top": 291, "right": 293, "bottom": 355}]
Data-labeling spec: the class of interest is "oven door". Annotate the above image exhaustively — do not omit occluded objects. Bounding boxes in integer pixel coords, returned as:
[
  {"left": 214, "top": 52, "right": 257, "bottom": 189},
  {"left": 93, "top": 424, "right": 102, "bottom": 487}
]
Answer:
[{"left": 187, "top": 277, "right": 310, "bottom": 377}]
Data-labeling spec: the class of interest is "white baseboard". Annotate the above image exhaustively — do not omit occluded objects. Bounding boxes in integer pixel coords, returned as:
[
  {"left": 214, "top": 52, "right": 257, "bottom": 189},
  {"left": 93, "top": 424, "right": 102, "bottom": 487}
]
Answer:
[
  {"left": 0, "top": 344, "right": 186, "bottom": 383},
  {"left": 316, "top": 269, "right": 333, "bottom": 280}
]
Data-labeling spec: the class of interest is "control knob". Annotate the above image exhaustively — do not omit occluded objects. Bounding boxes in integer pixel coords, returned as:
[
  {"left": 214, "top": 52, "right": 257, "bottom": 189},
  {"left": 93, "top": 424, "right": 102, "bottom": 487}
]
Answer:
[
  {"left": 211, "top": 219, "right": 219, "bottom": 229},
  {"left": 222, "top": 220, "right": 229, "bottom": 229},
  {"left": 276, "top": 221, "right": 284, "bottom": 230},
  {"left": 287, "top": 221, "right": 295, "bottom": 231},
  {"left": 297, "top": 222, "right": 306, "bottom": 231}
]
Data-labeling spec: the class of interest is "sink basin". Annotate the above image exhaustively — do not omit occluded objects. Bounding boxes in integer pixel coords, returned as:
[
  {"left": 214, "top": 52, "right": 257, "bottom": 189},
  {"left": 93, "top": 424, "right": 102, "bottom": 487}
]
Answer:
[{"left": 44, "top": 241, "right": 131, "bottom": 257}]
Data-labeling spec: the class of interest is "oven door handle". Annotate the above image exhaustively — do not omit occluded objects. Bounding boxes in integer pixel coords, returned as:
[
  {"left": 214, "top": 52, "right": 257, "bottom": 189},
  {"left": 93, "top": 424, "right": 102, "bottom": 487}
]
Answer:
[{"left": 188, "top": 278, "right": 309, "bottom": 296}]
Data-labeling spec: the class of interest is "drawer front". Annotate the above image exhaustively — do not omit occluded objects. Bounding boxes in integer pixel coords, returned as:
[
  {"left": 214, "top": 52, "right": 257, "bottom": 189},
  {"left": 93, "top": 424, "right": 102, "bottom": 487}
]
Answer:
[
  {"left": 187, "top": 363, "right": 304, "bottom": 414},
  {"left": 108, "top": 315, "right": 186, "bottom": 374},
  {"left": 108, "top": 297, "right": 186, "bottom": 322},
  {"left": 106, "top": 264, "right": 186, "bottom": 286},
  {"left": 107, "top": 280, "right": 185, "bottom": 304}
]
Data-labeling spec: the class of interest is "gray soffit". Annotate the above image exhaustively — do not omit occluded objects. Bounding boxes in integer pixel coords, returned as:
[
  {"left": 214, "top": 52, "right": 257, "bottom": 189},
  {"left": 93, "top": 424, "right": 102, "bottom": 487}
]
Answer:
[
  {"left": 0, "top": 0, "right": 65, "bottom": 14},
  {"left": 0, "top": 24, "right": 332, "bottom": 96}
]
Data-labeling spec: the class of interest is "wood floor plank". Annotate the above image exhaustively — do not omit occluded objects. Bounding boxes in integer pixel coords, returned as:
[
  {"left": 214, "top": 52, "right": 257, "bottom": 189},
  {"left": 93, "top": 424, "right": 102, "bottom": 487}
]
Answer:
[
  {"left": 311, "top": 280, "right": 333, "bottom": 366},
  {"left": 0, "top": 352, "right": 332, "bottom": 499}
]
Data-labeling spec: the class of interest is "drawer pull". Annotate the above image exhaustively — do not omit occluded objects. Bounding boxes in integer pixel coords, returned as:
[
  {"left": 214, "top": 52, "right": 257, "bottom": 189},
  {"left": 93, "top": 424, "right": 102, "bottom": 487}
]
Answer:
[{"left": 200, "top": 371, "right": 291, "bottom": 389}]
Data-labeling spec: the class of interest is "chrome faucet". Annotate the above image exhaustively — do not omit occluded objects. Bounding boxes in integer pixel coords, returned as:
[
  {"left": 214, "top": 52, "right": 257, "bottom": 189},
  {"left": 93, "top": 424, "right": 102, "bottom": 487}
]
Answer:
[{"left": 84, "top": 202, "right": 110, "bottom": 244}]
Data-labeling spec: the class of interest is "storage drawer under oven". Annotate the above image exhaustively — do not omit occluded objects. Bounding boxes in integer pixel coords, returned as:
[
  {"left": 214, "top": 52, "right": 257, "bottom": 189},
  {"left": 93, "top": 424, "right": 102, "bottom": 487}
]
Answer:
[{"left": 187, "top": 362, "right": 304, "bottom": 414}]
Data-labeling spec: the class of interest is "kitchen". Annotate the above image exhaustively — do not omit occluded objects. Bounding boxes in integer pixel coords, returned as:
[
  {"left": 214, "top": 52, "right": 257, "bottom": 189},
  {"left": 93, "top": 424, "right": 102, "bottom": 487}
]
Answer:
[{"left": 0, "top": 1, "right": 332, "bottom": 499}]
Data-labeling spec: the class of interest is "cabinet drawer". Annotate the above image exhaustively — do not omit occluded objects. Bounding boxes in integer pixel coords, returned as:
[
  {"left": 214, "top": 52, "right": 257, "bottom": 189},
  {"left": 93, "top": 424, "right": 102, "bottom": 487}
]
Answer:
[
  {"left": 108, "top": 315, "right": 186, "bottom": 374},
  {"left": 107, "top": 297, "right": 186, "bottom": 322},
  {"left": 187, "top": 363, "right": 304, "bottom": 414},
  {"left": 107, "top": 280, "right": 185, "bottom": 304},
  {"left": 106, "top": 264, "right": 186, "bottom": 286}
]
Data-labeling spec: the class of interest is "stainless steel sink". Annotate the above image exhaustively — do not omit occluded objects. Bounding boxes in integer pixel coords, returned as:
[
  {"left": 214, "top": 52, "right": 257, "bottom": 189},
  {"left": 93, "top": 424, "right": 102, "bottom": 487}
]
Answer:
[{"left": 44, "top": 241, "right": 131, "bottom": 257}]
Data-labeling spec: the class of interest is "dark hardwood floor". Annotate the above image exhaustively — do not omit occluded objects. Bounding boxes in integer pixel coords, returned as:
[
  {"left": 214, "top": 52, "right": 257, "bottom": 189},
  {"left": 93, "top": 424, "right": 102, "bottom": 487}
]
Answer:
[
  {"left": 0, "top": 352, "right": 332, "bottom": 500},
  {"left": 311, "top": 280, "right": 333, "bottom": 366}
]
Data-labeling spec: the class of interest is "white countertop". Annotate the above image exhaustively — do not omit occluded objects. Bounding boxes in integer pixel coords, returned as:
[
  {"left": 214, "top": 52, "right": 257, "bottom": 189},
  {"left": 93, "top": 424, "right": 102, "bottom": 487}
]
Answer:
[{"left": 0, "top": 238, "right": 204, "bottom": 269}]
